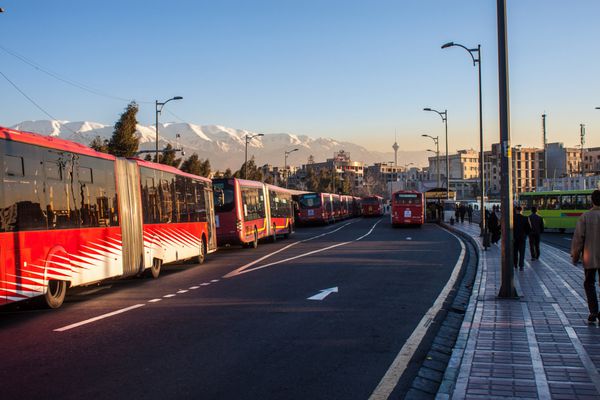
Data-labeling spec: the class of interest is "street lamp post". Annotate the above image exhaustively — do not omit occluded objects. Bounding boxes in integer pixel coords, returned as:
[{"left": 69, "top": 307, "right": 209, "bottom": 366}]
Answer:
[
  {"left": 424, "top": 108, "right": 449, "bottom": 198},
  {"left": 284, "top": 148, "right": 299, "bottom": 188},
  {"left": 422, "top": 134, "right": 440, "bottom": 188},
  {"left": 244, "top": 133, "right": 264, "bottom": 179},
  {"left": 441, "top": 41, "right": 485, "bottom": 238},
  {"left": 155, "top": 96, "right": 183, "bottom": 161}
]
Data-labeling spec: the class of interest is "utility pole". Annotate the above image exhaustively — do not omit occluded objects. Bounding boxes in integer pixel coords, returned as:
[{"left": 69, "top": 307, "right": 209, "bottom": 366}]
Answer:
[
  {"left": 542, "top": 114, "right": 547, "bottom": 182},
  {"left": 581, "top": 124, "right": 586, "bottom": 189},
  {"left": 497, "top": 0, "right": 517, "bottom": 298}
]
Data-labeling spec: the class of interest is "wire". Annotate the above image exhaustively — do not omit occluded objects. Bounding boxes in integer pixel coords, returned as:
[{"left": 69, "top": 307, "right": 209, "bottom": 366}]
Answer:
[
  {"left": 0, "top": 43, "right": 153, "bottom": 104},
  {"left": 0, "top": 69, "right": 60, "bottom": 121},
  {"left": 164, "top": 108, "right": 188, "bottom": 123}
]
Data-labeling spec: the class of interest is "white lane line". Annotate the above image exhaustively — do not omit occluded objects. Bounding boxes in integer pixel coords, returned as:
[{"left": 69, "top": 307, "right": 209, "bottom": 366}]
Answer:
[
  {"left": 368, "top": 226, "right": 466, "bottom": 400},
  {"left": 163, "top": 294, "right": 176, "bottom": 298},
  {"left": 54, "top": 304, "right": 145, "bottom": 332},
  {"left": 189, "top": 286, "right": 200, "bottom": 290},
  {"left": 148, "top": 298, "right": 162, "bottom": 303},
  {"left": 201, "top": 283, "right": 211, "bottom": 286},
  {"left": 230, "top": 220, "right": 382, "bottom": 277},
  {"left": 210, "top": 279, "right": 220, "bottom": 283},
  {"left": 223, "top": 220, "right": 360, "bottom": 279},
  {"left": 177, "top": 290, "right": 188, "bottom": 294},
  {"left": 563, "top": 237, "right": 572, "bottom": 241}
]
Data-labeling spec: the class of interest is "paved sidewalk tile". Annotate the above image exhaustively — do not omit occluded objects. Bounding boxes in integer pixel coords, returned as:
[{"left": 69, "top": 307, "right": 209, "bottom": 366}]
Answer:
[{"left": 443, "top": 222, "right": 600, "bottom": 399}]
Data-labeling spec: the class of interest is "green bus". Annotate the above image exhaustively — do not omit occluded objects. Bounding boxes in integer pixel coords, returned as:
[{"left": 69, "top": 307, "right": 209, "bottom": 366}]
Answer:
[{"left": 518, "top": 189, "right": 594, "bottom": 231}]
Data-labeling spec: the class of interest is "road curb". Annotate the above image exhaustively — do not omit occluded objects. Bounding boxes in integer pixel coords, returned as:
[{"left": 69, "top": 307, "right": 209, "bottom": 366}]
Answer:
[{"left": 404, "top": 223, "right": 480, "bottom": 400}]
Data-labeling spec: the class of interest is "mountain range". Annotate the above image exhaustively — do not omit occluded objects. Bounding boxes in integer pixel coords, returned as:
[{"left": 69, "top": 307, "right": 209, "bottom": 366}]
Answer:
[{"left": 10, "top": 120, "right": 428, "bottom": 171}]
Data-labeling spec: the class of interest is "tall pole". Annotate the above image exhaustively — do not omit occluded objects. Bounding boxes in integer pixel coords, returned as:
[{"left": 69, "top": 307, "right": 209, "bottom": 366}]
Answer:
[
  {"left": 436, "top": 139, "right": 441, "bottom": 189},
  {"left": 581, "top": 124, "right": 586, "bottom": 188},
  {"left": 155, "top": 100, "right": 159, "bottom": 162},
  {"left": 244, "top": 136, "right": 249, "bottom": 180},
  {"left": 444, "top": 110, "right": 449, "bottom": 199},
  {"left": 497, "top": 0, "right": 517, "bottom": 298},
  {"left": 477, "top": 44, "right": 486, "bottom": 237},
  {"left": 542, "top": 113, "right": 547, "bottom": 182}
]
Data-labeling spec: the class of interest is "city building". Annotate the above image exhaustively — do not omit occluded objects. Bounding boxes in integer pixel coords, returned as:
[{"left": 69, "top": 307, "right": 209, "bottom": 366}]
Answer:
[{"left": 546, "top": 142, "right": 582, "bottom": 179}]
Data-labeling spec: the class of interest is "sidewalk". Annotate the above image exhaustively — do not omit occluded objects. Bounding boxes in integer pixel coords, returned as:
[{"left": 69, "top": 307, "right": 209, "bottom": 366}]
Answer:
[{"left": 440, "top": 222, "right": 600, "bottom": 399}]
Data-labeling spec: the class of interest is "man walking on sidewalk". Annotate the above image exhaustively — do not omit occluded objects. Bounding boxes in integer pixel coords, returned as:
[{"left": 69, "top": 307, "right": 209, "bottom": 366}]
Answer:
[
  {"left": 528, "top": 206, "right": 544, "bottom": 260},
  {"left": 571, "top": 189, "right": 600, "bottom": 323},
  {"left": 513, "top": 205, "right": 530, "bottom": 270}
]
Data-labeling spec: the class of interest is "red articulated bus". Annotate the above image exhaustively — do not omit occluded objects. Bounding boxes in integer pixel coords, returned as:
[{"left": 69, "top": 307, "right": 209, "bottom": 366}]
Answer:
[
  {"left": 391, "top": 190, "right": 425, "bottom": 226},
  {"left": 362, "top": 195, "right": 384, "bottom": 217},
  {"left": 295, "top": 192, "right": 334, "bottom": 225},
  {"left": 352, "top": 196, "right": 362, "bottom": 217},
  {"left": 212, "top": 178, "right": 294, "bottom": 248},
  {"left": 0, "top": 126, "right": 217, "bottom": 309}
]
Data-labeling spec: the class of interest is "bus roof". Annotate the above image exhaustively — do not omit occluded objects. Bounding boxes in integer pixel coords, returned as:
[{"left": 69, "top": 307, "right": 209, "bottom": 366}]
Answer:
[
  {"left": 0, "top": 126, "right": 115, "bottom": 161},
  {"left": 132, "top": 158, "right": 212, "bottom": 183}
]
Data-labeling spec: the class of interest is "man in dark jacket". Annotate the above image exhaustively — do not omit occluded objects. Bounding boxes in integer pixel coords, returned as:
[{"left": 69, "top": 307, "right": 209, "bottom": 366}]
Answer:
[
  {"left": 513, "top": 205, "right": 531, "bottom": 270},
  {"left": 528, "top": 206, "right": 544, "bottom": 260}
]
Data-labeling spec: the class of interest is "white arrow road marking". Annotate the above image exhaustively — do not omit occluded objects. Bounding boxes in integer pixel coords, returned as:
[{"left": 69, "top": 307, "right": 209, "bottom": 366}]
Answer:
[
  {"left": 406, "top": 237, "right": 412, "bottom": 241},
  {"left": 307, "top": 287, "right": 338, "bottom": 301}
]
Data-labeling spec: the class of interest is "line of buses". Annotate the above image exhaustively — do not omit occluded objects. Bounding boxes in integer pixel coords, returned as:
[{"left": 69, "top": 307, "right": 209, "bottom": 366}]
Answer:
[{"left": 0, "top": 126, "right": 425, "bottom": 309}]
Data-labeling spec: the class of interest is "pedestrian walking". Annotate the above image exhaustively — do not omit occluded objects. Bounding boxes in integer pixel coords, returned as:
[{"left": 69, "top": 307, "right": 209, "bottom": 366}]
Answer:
[
  {"left": 571, "top": 189, "right": 600, "bottom": 323},
  {"left": 467, "top": 204, "right": 473, "bottom": 223},
  {"left": 528, "top": 206, "right": 544, "bottom": 260},
  {"left": 513, "top": 205, "right": 531, "bottom": 270},
  {"left": 459, "top": 203, "right": 466, "bottom": 223},
  {"left": 488, "top": 208, "right": 501, "bottom": 244},
  {"left": 454, "top": 204, "right": 460, "bottom": 224}
]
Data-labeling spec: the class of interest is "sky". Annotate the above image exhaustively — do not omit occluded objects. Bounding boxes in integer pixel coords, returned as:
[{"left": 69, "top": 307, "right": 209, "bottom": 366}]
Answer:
[{"left": 0, "top": 0, "right": 598, "bottom": 154}]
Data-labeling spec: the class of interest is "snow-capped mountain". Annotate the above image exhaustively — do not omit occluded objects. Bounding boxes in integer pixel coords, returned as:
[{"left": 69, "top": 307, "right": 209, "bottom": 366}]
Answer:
[{"left": 10, "top": 120, "right": 427, "bottom": 171}]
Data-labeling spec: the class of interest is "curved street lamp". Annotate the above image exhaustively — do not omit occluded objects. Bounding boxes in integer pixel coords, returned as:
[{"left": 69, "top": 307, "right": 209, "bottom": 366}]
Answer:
[
  {"left": 155, "top": 96, "right": 183, "bottom": 161},
  {"left": 423, "top": 134, "right": 440, "bottom": 188},
  {"left": 244, "top": 133, "right": 264, "bottom": 179},
  {"left": 423, "top": 107, "right": 449, "bottom": 198},
  {"left": 442, "top": 41, "right": 485, "bottom": 236},
  {"left": 284, "top": 148, "right": 299, "bottom": 188}
]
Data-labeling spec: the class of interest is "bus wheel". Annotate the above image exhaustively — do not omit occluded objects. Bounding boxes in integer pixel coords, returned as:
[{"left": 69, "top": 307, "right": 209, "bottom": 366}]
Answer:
[
  {"left": 43, "top": 280, "right": 67, "bottom": 309},
  {"left": 150, "top": 258, "right": 162, "bottom": 279},
  {"left": 197, "top": 238, "right": 206, "bottom": 265},
  {"left": 251, "top": 228, "right": 259, "bottom": 249}
]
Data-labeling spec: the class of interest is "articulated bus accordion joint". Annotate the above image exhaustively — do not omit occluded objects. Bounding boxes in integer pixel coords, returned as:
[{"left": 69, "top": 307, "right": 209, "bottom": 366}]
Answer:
[{"left": 236, "top": 219, "right": 242, "bottom": 231}]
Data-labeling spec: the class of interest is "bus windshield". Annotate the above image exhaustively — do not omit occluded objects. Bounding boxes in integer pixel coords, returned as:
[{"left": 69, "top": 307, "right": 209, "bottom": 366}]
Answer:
[
  {"left": 298, "top": 194, "right": 322, "bottom": 209},
  {"left": 213, "top": 180, "right": 235, "bottom": 212},
  {"left": 394, "top": 193, "right": 419, "bottom": 205}
]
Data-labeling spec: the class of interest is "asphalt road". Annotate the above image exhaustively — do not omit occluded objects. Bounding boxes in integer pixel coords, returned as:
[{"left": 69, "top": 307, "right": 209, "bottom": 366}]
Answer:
[
  {"left": 0, "top": 217, "right": 464, "bottom": 400},
  {"left": 540, "top": 230, "right": 573, "bottom": 253}
]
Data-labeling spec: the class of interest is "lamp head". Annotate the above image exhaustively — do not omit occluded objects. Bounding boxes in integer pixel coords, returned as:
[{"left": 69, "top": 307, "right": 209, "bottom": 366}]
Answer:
[
  {"left": 257, "top": 133, "right": 264, "bottom": 137},
  {"left": 441, "top": 42, "right": 454, "bottom": 49},
  {"left": 173, "top": 96, "right": 183, "bottom": 100},
  {"left": 423, "top": 107, "right": 432, "bottom": 111},
  {"left": 421, "top": 134, "right": 428, "bottom": 138}
]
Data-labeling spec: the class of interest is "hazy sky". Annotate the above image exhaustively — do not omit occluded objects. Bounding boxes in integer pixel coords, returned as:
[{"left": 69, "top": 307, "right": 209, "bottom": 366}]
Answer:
[{"left": 0, "top": 0, "right": 598, "bottom": 153}]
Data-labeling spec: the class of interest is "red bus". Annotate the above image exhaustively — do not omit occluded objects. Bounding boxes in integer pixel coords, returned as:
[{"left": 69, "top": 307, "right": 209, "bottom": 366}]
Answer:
[
  {"left": 352, "top": 196, "right": 362, "bottom": 217},
  {"left": 391, "top": 190, "right": 425, "bottom": 226},
  {"left": 0, "top": 126, "right": 216, "bottom": 308},
  {"left": 212, "top": 178, "right": 294, "bottom": 248},
  {"left": 362, "top": 195, "right": 384, "bottom": 217},
  {"left": 295, "top": 192, "right": 334, "bottom": 225}
]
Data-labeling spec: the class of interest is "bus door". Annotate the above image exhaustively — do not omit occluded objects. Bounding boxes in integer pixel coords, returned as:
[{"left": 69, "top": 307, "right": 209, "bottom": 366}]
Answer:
[
  {"left": 204, "top": 185, "right": 217, "bottom": 252},
  {"left": 115, "top": 158, "right": 144, "bottom": 276}
]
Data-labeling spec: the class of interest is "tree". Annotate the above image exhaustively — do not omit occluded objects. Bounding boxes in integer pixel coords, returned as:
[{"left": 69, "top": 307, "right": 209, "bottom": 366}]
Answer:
[
  {"left": 342, "top": 174, "right": 353, "bottom": 195},
  {"left": 199, "top": 159, "right": 211, "bottom": 178},
  {"left": 180, "top": 153, "right": 202, "bottom": 175},
  {"left": 317, "top": 169, "right": 331, "bottom": 193},
  {"left": 223, "top": 168, "right": 233, "bottom": 178},
  {"left": 235, "top": 156, "right": 262, "bottom": 181},
  {"left": 159, "top": 143, "right": 181, "bottom": 167},
  {"left": 144, "top": 154, "right": 152, "bottom": 161},
  {"left": 89, "top": 135, "right": 109, "bottom": 153},
  {"left": 305, "top": 167, "right": 319, "bottom": 192},
  {"left": 108, "top": 101, "right": 139, "bottom": 157}
]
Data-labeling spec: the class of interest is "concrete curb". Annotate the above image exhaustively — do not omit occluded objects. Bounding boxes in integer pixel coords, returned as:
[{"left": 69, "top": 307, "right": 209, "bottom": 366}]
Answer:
[{"left": 404, "top": 223, "right": 481, "bottom": 400}]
